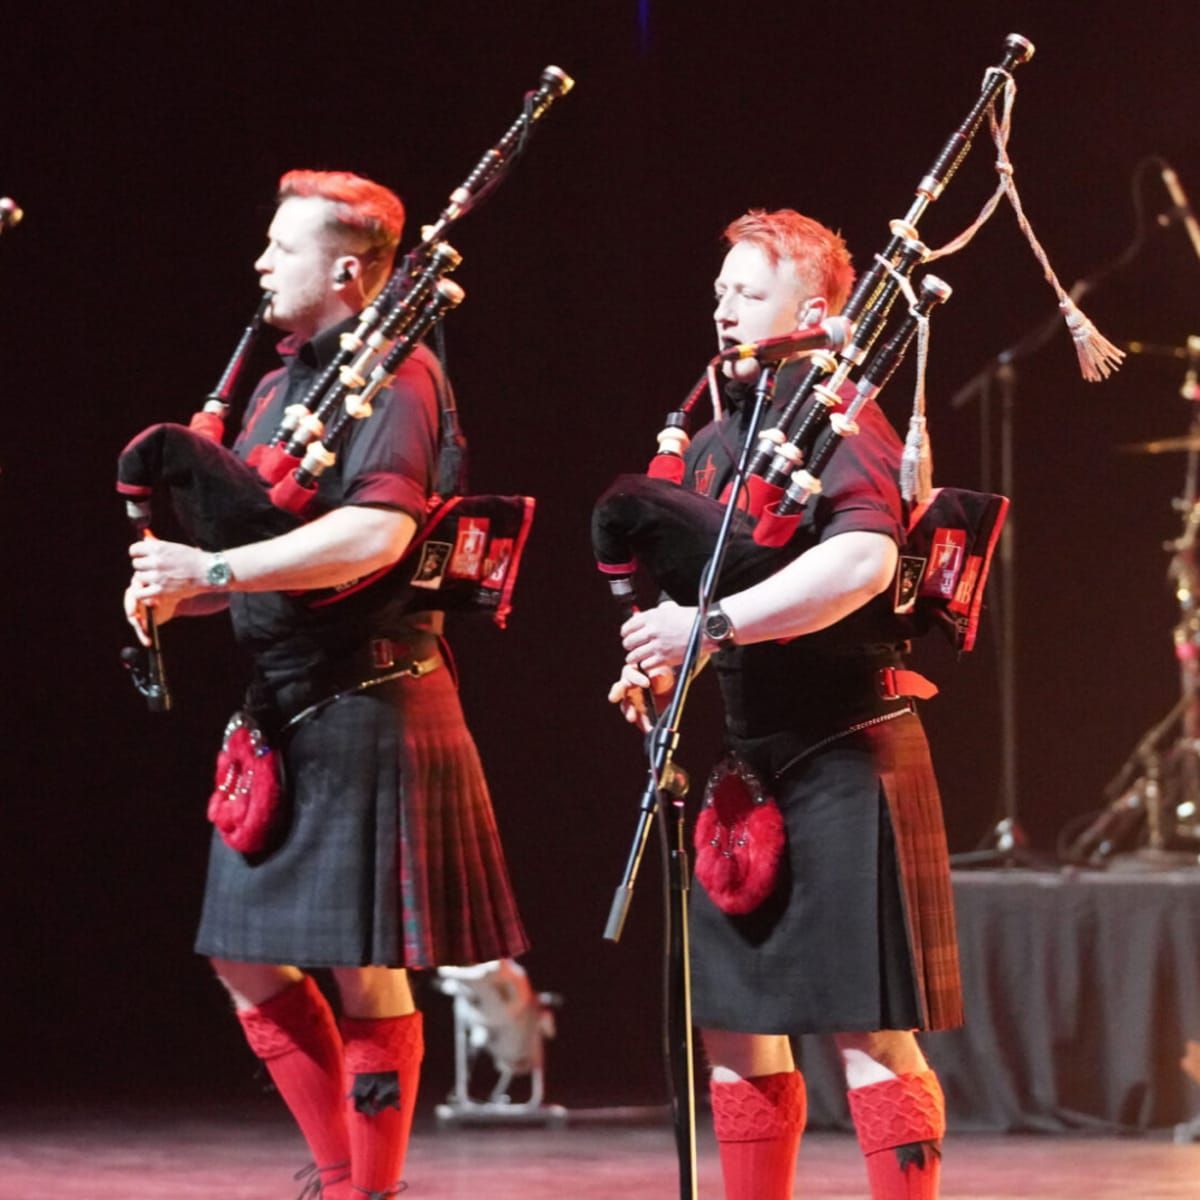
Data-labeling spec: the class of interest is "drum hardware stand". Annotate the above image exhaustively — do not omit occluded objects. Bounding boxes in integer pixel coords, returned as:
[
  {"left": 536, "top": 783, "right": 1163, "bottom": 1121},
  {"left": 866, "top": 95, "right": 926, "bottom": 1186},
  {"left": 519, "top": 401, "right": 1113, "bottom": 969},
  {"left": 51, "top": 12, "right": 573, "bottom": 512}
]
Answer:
[
  {"left": 949, "top": 160, "right": 1185, "bottom": 865},
  {"left": 948, "top": 299, "right": 1077, "bottom": 867},
  {"left": 604, "top": 366, "right": 777, "bottom": 1200},
  {"left": 1066, "top": 340, "right": 1200, "bottom": 868}
]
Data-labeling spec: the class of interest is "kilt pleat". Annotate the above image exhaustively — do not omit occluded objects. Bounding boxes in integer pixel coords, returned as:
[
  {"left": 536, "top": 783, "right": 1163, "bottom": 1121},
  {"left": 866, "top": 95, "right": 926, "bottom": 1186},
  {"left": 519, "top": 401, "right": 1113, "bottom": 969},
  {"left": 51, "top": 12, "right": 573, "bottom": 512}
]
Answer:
[
  {"left": 397, "top": 669, "right": 527, "bottom": 966},
  {"left": 870, "top": 715, "right": 963, "bottom": 1032}
]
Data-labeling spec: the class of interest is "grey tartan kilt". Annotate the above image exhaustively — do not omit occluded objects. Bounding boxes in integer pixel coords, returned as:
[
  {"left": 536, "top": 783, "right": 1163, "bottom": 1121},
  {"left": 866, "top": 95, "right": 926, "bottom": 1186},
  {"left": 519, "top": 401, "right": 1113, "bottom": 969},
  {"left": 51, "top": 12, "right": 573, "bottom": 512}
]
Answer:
[
  {"left": 689, "top": 709, "right": 962, "bottom": 1036},
  {"left": 194, "top": 663, "right": 529, "bottom": 969}
]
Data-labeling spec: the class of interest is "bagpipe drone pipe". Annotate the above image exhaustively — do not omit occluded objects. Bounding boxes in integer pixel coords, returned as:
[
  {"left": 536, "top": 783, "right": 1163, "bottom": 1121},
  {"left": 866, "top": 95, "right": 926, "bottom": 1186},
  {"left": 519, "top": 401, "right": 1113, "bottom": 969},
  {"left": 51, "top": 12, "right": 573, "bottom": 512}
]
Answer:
[
  {"left": 119, "top": 67, "right": 574, "bottom": 707},
  {"left": 589, "top": 36, "right": 1067, "bottom": 654}
]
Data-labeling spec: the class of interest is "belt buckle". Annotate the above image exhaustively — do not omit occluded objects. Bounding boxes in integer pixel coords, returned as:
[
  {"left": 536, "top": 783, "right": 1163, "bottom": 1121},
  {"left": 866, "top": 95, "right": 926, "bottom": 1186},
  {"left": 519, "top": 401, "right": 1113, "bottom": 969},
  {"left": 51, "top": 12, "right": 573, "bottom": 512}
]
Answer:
[
  {"left": 370, "top": 638, "right": 396, "bottom": 670},
  {"left": 877, "top": 667, "right": 900, "bottom": 700}
]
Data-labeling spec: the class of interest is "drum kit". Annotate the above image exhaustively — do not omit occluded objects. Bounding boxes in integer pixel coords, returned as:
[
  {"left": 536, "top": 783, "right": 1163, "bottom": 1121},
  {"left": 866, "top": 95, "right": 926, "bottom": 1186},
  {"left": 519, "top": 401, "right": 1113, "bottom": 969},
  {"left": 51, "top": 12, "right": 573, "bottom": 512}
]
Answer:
[{"left": 1064, "top": 337, "right": 1200, "bottom": 866}]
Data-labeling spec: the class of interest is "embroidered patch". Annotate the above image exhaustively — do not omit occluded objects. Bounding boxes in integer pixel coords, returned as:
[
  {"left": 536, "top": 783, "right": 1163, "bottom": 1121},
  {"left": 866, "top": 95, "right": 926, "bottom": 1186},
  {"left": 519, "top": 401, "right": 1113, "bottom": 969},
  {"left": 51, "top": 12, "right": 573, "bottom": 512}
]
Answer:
[
  {"left": 894, "top": 554, "right": 926, "bottom": 614},
  {"left": 447, "top": 516, "right": 490, "bottom": 580},
  {"left": 950, "top": 553, "right": 983, "bottom": 614},
  {"left": 411, "top": 540, "right": 452, "bottom": 589},
  {"left": 920, "top": 527, "right": 966, "bottom": 599},
  {"left": 481, "top": 537, "right": 514, "bottom": 590}
]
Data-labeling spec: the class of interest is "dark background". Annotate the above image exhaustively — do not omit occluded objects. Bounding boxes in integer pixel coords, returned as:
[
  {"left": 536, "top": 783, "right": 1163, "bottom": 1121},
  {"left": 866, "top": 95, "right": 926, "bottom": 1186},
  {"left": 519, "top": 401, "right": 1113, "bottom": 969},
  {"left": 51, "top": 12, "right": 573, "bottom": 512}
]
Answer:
[{"left": 1, "top": 0, "right": 1197, "bottom": 1110}]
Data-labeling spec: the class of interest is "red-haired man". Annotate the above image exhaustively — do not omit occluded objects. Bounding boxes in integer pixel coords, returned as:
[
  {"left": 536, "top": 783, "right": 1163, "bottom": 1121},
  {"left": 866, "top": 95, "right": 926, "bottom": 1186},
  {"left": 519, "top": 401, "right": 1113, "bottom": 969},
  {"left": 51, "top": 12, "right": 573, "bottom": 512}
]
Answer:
[
  {"left": 126, "top": 171, "right": 528, "bottom": 1199},
  {"left": 611, "top": 209, "right": 960, "bottom": 1200}
]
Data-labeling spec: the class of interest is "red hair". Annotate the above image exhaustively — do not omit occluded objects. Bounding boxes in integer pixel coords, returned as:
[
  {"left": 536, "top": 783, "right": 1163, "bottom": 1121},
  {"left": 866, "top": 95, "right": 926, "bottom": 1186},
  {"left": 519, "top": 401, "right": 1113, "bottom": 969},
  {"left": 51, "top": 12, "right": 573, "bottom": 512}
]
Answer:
[
  {"left": 723, "top": 209, "right": 855, "bottom": 315},
  {"left": 277, "top": 170, "right": 405, "bottom": 268}
]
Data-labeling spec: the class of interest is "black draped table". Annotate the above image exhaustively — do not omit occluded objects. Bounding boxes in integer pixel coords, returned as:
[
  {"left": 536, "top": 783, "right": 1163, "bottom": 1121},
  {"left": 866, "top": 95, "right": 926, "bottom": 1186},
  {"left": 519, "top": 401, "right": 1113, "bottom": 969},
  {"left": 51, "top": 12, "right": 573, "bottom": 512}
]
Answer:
[{"left": 799, "top": 867, "right": 1200, "bottom": 1132}]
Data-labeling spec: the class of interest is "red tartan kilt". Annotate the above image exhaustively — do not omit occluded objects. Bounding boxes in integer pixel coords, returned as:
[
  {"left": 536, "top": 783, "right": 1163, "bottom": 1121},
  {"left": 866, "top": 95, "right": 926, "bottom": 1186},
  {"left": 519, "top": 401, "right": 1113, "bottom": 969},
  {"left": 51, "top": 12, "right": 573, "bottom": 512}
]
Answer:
[{"left": 868, "top": 713, "right": 963, "bottom": 1032}]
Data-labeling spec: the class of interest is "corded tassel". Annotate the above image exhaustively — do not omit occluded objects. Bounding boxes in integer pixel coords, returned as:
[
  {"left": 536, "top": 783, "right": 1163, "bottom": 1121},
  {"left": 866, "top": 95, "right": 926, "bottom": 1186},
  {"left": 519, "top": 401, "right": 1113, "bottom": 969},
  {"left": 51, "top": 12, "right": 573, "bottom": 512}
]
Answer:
[
  {"left": 900, "top": 413, "right": 933, "bottom": 505},
  {"left": 926, "top": 71, "right": 1125, "bottom": 382},
  {"left": 875, "top": 253, "right": 936, "bottom": 505},
  {"left": 1061, "top": 297, "right": 1126, "bottom": 382}
]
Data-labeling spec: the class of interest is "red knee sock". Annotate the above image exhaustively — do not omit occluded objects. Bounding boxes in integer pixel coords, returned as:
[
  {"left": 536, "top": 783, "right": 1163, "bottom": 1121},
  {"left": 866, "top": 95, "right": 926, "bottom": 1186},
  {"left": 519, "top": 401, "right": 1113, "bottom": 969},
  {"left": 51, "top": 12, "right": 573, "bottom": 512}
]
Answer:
[
  {"left": 847, "top": 1069, "right": 945, "bottom": 1200},
  {"left": 710, "top": 1071, "right": 806, "bottom": 1200},
  {"left": 340, "top": 1011, "right": 424, "bottom": 1199},
  {"left": 237, "top": 976, "right": 351, "bottom": 1198}
]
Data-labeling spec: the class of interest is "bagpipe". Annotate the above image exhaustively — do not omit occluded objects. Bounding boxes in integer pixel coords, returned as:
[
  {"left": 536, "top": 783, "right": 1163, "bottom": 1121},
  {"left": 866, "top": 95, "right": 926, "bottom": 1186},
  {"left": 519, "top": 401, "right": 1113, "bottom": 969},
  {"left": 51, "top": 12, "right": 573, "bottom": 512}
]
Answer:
[
  {"left": 591, "top": 33, "right": 1120, "bottom": 656},
  {"left": 119, "top": 66, "right": 574, "bottom": 709}
]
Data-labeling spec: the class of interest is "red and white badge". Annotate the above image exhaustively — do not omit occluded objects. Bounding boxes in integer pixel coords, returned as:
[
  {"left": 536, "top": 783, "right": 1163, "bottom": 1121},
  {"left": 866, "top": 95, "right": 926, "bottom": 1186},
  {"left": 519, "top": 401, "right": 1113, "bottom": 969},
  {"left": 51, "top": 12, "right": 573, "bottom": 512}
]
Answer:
[
  {"left": 446, "top": 516, "right": 490, "bottom": 581},
  {"left": 920, "top": 527, "right": 966, "bottom": 600},
  {"left": 481, "top": 538, "right": 514, "bottom": 590}
]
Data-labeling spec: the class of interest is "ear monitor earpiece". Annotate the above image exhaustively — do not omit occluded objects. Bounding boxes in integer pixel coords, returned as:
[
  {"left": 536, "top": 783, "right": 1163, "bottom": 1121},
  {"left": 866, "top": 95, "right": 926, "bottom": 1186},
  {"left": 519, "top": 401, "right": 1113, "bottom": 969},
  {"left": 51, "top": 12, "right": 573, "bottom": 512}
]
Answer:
[{"left": 335, "top": 266, "right": 352, "bottom": 284}]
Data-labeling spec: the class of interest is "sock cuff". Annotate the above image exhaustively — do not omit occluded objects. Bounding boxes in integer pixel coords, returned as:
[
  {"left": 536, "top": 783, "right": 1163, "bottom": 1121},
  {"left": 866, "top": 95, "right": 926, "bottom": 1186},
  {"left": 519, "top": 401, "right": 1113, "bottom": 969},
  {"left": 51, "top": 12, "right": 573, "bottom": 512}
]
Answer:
[
  {"left": 237, "top": 975, "right": 339, "bottom": 1062},
  {"left": 710, "top": 1070, "right": 807, "bottom": 1143},
  {"left": 340, "top": 1011, "right": 425, "bottom": 1076},
  {"left": 847, "top": 1069, "right": 946, "bottom": 1156}
]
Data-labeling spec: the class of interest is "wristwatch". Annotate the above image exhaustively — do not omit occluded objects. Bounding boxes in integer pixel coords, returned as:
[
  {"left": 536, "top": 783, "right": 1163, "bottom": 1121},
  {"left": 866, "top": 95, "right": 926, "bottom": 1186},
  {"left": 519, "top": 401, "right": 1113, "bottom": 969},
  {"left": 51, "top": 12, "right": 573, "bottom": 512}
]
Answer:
[
  {"left": 205, "top": 551, "right": 234, "bottom": 589},
  {"left": 703, "top": 602, "right": 736, "bottom": 648}
]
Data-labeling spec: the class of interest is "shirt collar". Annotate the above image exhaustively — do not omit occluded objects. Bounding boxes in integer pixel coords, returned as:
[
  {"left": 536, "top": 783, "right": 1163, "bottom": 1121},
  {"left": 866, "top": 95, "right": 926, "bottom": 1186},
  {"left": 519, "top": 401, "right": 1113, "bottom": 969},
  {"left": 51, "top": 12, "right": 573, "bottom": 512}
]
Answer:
[
  {"left": 721, "top": 357, "right": 808, "bottom": 418},
  {"left": 277, "top": 315, "right": 357, "bottom": 371}
]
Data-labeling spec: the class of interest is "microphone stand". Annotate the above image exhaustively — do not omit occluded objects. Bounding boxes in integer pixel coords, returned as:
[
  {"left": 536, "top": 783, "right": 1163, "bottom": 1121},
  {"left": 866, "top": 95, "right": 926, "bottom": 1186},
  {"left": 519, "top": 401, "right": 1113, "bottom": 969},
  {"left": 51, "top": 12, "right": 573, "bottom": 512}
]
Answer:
[
  {"left": 947, "top": 297, "right": 1071, "bottom": 868},
  {"left": 604, "top": 364, "right": 778, "bottom": 1200}
]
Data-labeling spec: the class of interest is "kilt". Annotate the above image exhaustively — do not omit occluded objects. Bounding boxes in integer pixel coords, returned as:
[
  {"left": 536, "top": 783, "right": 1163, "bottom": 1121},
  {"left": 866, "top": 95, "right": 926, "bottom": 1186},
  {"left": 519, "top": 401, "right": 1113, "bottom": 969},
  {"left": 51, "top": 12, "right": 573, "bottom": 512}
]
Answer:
[
  {"left": 194, "top": 659, "right": 528, "bottom": 969},
  {"left": 689, "top": 709, "right": 962, "bottom": 1036}
]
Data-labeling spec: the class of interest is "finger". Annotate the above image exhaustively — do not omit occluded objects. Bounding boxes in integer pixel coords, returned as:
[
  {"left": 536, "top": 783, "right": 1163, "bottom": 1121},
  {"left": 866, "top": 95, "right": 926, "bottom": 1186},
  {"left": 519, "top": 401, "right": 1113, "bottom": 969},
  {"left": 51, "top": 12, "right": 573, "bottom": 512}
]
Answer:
[
  {"left": 621, "top": 627, "right": 652, "bottom": 653},
  {"left": 125, "top": 600, "right": 152, "bottom": 647},
  {"left": 626, "top": 645, "right": 664, "bottom": 669},
  {"left": 619, "top": 612, "right": 646, "bottom": 640},
  {"left": 621, "top": 663, "right": 651, "bottom": 688},
  {"left": 625, "top": 638, "right": 653, "bottom": 661},
  {"left": 625, "top": 697, "right": 653, "bottom": 733}
]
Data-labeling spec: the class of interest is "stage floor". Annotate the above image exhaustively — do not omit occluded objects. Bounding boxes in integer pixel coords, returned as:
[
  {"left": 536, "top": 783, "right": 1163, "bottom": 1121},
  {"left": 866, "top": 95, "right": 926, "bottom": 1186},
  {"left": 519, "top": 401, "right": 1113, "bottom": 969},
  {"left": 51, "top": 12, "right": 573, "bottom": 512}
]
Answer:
[{"left": 4, "top": 1103, "right": 1200, "bottom": 1199}]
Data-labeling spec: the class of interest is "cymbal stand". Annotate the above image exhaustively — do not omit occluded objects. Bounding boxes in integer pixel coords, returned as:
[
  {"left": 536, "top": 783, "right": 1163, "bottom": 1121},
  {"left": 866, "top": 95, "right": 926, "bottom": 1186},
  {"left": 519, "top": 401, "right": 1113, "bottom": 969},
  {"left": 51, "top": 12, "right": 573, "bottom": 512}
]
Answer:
[
  {"left": 1067, "top": 341, "right": 1200, "bottom": 866},
  {"left": 949, "top": 304, "right": 1068, "bottom": 867}
]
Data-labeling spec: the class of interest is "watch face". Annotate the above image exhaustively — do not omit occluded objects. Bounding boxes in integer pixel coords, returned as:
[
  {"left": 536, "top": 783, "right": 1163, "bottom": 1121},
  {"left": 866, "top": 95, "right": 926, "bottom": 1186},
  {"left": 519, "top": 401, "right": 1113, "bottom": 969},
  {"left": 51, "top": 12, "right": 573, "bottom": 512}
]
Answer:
[
  {"left": 704, "top": 610, "right": 732, "bottom": 641},
  {"left": 207, "top": 556, "right": 232, "bottom": 587}
]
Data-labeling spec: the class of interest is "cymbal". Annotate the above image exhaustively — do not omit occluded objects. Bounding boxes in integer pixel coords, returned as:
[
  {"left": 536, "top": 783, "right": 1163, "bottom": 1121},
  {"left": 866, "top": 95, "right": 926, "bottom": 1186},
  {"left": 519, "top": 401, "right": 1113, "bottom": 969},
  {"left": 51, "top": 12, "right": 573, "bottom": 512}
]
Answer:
[{"left": 1121, "top": 434, "right": 1200, "bottom": 454}]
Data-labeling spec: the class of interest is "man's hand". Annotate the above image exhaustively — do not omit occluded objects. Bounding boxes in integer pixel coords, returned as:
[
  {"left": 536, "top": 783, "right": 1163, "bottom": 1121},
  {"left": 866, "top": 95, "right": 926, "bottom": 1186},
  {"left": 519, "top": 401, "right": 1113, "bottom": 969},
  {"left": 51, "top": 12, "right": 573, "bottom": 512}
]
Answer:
[
  {"left": 124, "top": 537, "right": 210, "bottom": 647},
  {"left": 123, "top": 583, "right": 180, "bottom": 647},
  {"left": 128, "top": 537, "right": 209, "bottom": 604},
  {"left": 607, "top": 663, "right": 675, "bottom": 733},
  {"left": 620, "top": 600, "right": 699, "bottom": 673}
]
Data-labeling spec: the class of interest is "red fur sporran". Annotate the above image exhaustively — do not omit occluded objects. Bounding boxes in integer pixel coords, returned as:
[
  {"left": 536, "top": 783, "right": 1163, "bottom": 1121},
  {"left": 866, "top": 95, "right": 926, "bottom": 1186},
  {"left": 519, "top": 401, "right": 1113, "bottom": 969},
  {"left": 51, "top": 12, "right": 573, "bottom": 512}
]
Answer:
[
  {"left": 207, "top": 711, "right": 282, "bottom": 853},
  {"left": 694, "top": 754, "right": 785, "bottom": 914}
]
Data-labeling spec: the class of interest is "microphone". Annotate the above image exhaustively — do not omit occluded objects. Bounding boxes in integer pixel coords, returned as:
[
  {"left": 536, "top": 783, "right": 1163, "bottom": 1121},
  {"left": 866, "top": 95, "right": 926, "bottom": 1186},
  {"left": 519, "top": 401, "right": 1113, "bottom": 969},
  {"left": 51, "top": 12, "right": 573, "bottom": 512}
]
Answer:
[
  {"left": 1160, "top": 163, "right": 1200, "bottom": 265},
  {"left": 0, "top": 197, "right": 23, "bottom": 233},
  {"left": 718, "top": 315, "right": 852, "bottom": 363}
]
